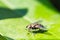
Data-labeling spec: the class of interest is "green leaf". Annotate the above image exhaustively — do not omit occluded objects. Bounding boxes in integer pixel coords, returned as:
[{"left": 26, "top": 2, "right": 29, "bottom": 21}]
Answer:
[
  {"left": 0, "top": 0, "right": 60, "bottom": 40},
  {"left": 0, "top": 34, "right": 7, "bottom": 40}
]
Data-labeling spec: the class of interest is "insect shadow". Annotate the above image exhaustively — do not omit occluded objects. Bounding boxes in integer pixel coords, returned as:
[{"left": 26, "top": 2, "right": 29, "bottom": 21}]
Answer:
[
  {"left": 31, "top": 30, "right": 52, "bottom": 35},
  {"left": 32, "top": 29, "right": 48, "bottom": 33},
  {"left": 36, "top": 0, "right": 60, "bottom": 13},
  {"left": 0, "top": 7, "right": 28, "bottom": 20},
  {"left": 0, "top": 34, "right": 14, "bottom": 40}
]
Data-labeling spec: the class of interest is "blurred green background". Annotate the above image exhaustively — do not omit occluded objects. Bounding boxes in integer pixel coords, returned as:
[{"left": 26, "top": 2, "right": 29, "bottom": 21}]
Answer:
[{"left": 0, "top": 0, "right": 60, "bottom": 40}]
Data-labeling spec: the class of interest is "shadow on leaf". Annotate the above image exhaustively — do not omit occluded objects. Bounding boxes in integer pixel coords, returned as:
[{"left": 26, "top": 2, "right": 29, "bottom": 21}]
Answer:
[
  {"left": 0, "top": 7, "right": 28, "bottom": 20},
  {"left": 4, "top": 36, "right": 14, "bottom": 40},
  {"left": 0, "top": 34, "right": 14, "bottom": 40},
  {"left": 36, "top": 0, "right": 60, "bottom": 13},
  {"left": 50, "top": 0, "right": 60, "bottom": 12}
]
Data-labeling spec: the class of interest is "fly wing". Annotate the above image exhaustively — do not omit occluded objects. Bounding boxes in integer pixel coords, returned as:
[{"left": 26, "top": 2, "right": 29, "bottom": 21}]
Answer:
[
  {"left": 33, "top": 20, "right": 42, "bottom": 24},
  {"left": 38, "top": 24, "right": 47, "bottom": 30},
  {"left": 39, "top": 26, "right": 47, "bottom": 30}
]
